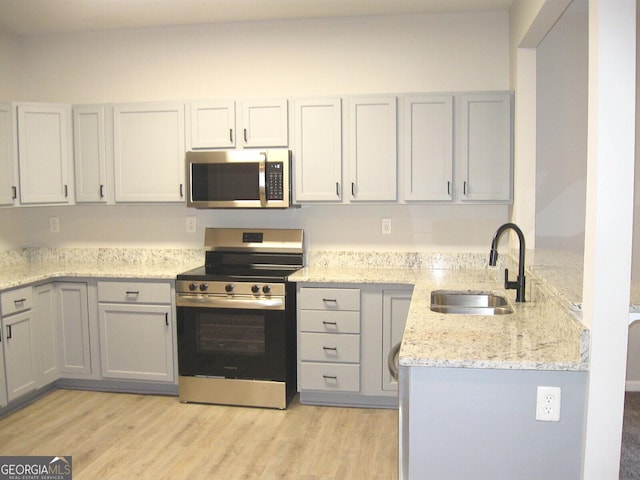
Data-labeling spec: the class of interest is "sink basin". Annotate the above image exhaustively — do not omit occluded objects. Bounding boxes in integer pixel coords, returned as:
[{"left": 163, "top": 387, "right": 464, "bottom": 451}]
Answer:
[{"left": 430, "top": 290, "right": 513, "bottom": 315}]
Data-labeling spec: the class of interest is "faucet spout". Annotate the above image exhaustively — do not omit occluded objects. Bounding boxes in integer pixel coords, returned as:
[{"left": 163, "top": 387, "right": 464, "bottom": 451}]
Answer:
[{"left": 488, "top": 223, "right": 526, "bottom": 302}]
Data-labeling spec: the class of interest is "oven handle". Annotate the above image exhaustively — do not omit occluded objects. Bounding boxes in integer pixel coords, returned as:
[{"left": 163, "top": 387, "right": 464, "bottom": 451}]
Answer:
[{"left": 176, "top": 294, "right": 285, "bottom": 311}]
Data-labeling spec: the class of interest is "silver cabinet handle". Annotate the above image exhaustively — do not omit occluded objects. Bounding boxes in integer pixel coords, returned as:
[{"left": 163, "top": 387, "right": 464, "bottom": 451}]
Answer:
[
  {"left": 126, "top": 291, "right": 140, "bottom": 296},
  {"left": 12, "top": 186, "right": 17, "bottom": 199},
  {"left": 179, "top": 183, "right": 184, "bottom": 198},
  {"left": 447, "top": 181, "right": 451, "bottom": 196},
  {"left": 229, "top": 128, "right": 233, "bottom": 143},
  {"left": 322, "top": 321, "right": 337, "bottom": 326},
  {"left": 323, "top": 375, "right": 337, "bottom": 380},
  {"left": 463, "top": 181, "right": 468, "bottom": 196},
  {"left": 100, "top": 184, "right": 105, "bottom": 198},
  {"left": 388, "top": 342, "right": 401, "bottom": 380},
  {"left": 64, "top": 184, "right": 68, "bottom": 198},
  {"left": 165, "top": 312, "right": 169, "bottom": 326},
  {"left": 322, "top": 298, "right": 337, "bottom": 303},
  {"left": 6, "top": 325, "right": 12, "bottom": 340},
  {"left": 244, "top": 128, "right": 248, "bottom": 143},
  {"left": 351, "top": 182, "right": 355, "bottom": 196},
  {"left": 336, "top": 182, "right": 340, "bottom": 197},
  {"left": 322, "top": 346, "right": 338, "bottom": 351}
]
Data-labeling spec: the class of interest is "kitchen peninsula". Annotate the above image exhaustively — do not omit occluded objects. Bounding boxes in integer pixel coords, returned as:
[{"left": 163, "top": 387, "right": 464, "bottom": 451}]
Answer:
[{"left": 289, "top": 249, "right": 589, "bottom": 480}]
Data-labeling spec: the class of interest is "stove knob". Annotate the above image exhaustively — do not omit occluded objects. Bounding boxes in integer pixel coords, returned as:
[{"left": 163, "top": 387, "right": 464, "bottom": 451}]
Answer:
[
  {"left": 251, "top": 285, "right": 260, "bottom": 294},
  {"left": 225, "top": 284, "right": 234, "bottom": 293},
  {"left": 199, "top": 283, "right": 209, "bottom": 292},
  {"left": 188, "top": 282, "right": 198, "bottom": 291},
  {"left": 262, "top": 285, "right": 271, "bottom": 294}
]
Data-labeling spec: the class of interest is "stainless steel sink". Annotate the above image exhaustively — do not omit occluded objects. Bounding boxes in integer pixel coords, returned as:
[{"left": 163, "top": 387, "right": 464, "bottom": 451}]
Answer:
[{"left": 430, "top": 290, "right": 513, "bottom": 315}]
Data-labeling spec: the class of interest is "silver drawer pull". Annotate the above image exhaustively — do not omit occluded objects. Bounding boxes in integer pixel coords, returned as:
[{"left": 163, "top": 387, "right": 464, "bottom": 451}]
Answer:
[
  {"left": 322, "top": 298, "right": 337, "bottom": 303},
  {"left": 322, "top": 321, "right": 337, "bottom": 326},
  {"left": 13, "top": 298, "right": 26, "bottom": 305},
  {"left": 322, "top": 375, "right": 338, "bottom": 380},
  {"left": 322, "top": 346, "right": 338, "bottom": 351},
  {"left": 125, "top": 291, "right": 140, "bottom": 296}
]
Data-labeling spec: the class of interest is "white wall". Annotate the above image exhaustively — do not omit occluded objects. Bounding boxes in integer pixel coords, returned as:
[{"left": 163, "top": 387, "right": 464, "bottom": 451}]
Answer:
[
  {"left": 0, "top": 30, "right": 22, "bottom": 99},
  {"left": 535, "top": 1, "right": 588, "bottom": 252},
  {"left": 0, "top": 12, "right": 512, "bottom": 252}
]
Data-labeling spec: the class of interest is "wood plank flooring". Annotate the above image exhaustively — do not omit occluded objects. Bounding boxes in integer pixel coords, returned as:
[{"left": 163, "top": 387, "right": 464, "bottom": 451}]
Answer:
[{"left": 0, "top": 389, "right": 398, "bottom": 479}]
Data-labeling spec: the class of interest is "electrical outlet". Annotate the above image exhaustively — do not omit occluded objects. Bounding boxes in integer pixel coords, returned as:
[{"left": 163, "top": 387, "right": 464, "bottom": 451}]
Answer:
[
  {"left": 381, "top": 218, "right": 392, "bottom": 235},
  {"left": 49, "top": 216, "right": 60, "bottom": 233},
  {"left": 186, "top": 216, "right": 197, "bottom": 233},
  {"left": 536, "top": 386, "right": 561, "bottom": 421}
]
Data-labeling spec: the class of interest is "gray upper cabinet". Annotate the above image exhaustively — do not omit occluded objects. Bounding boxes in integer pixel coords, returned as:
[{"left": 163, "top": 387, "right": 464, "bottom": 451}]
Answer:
[
  {"left": 241, "top": 99, "right": 288, "bottom": 148},
  {"left": 0, "top": 103, "right": 17, "bottom": 206},
  {"left": 402, "top": 95, "right": 454, "bottom": 201},
  {"left": 188, "top": 100, "right": 236, "bottom": 149},
  {"left": 293, "top": 98, "right": 343, "bottom": 202},
  {"left": 348, "top": 96, "right": 397, "bottom": 202},
  {"left": 113, "top": 102, "right": 186, "bottom": 203},
  {"left": 73, "top": 105, "right": 111, "bottom": 204},
  {"left": 16, "top": 103, "right": 74, "bottom": 205},
  {"left": 455, "top": 92, "right": 513, "bottom": 202},
  {"left": 188, "top": 98, "right": 288, "bottom": 150}
]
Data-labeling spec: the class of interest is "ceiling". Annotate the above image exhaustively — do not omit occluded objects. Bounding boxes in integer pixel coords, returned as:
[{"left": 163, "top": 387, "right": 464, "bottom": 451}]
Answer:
[{"left": 0, "top": 0, "right": 514, "bottom": 36}]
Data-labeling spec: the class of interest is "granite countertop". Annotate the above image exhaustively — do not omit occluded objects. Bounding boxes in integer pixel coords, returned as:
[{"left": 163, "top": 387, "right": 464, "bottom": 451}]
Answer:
[
  {"left": 290, "top": 261, "right": 589, "bottom": 372},
  {"left": 1, "top": 247, "right": 589, "bottom": 372},
  {"left": 0, "top": 248, "right": 203, "bottom": 291}
]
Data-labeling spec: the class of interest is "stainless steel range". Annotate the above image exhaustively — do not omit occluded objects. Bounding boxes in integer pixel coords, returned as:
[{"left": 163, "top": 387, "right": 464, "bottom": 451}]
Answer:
[{"left": 176, "top": 228, "right": 303, "bottom": 409}]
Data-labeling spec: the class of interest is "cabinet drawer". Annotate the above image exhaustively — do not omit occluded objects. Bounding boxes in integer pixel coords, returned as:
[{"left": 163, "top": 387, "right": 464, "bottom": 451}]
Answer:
[
  {"left": 299, "top": 363, "right": 360, "bottom": 392},
  {"left": 1, "top": 286, "right": 33, "bottom": 316},
  {"left": 298, "top": 288, "right": 360, "bottom": 311},
  {"left": 97, "top": 281, "right": 171, "bottom": 304},
  {"left": 299, "top": 310, "right": 360, "bottom": 334},
  {"left": 300, "top": 332, "right": 360, "bottom": 363}
]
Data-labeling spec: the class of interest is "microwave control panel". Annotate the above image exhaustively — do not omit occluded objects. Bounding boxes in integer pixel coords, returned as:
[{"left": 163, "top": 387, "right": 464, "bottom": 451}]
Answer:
[{"left": 266, "top": 162, "right": 284, "bottom": 201}]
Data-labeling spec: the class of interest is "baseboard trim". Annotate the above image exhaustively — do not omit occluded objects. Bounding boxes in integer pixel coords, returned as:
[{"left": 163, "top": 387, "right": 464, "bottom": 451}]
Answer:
[{"left": 626, "top": 380, "right": 640, "bottom": 392}]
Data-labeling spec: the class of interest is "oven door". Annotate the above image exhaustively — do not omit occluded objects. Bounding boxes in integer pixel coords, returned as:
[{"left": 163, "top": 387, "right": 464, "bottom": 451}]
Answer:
[{"left": 176, "top": 295, "right": 288, "bottom": 381}]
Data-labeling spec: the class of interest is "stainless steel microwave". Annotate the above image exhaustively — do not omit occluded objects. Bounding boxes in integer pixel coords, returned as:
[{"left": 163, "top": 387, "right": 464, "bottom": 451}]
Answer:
[{"left": 185, "top": 149, "right": 291, "bottom": 209}]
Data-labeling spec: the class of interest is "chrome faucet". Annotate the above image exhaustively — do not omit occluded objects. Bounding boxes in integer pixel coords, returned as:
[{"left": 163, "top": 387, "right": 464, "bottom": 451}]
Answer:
[{"left": 489, "top": 223, "right": 526, "bottom": 302}]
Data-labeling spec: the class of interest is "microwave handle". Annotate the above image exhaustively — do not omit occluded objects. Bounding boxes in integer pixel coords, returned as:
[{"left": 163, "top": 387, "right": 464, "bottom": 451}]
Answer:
[{"left": 259, "top": 152, "right": 267, "bottom": 207}]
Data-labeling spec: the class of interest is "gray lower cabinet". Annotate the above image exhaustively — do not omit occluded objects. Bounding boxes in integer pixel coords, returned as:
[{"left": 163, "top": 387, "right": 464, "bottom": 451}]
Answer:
[
  {"left": 33, "top": 284, "right": 60, "bottom": 386},
  {"left": 57, "top": 282, "right": 91, "bottom": 377},
  {"left": 297, "top": 284, "right": 412, "bottom": 408},
  {"left": 298, "top": 287, "right": 361, "bottom": 394},
  {"left": 382, "top": 289, "right": 412, "bottom": 392},
  {"left": 1, "top": 286, "right": 38, "bottom": 402},
  {"left": 97, "top": 281, "right": 174, "bottom": 382}
]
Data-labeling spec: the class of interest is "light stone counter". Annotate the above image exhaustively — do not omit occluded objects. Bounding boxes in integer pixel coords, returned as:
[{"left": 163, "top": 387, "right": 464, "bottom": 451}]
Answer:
[
  {"left": 0, "top": 248, "right": 203, "bottom": 291},
  {"left": 290, "top": 254, "right": 589, "bottom": 372}
]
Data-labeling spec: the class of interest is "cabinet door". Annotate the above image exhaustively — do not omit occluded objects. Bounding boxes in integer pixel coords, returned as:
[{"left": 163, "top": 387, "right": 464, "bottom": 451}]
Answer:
[
  {"left": 17, "top": 103, "right": 73, "bottom": 204},
  {"left": 403, "top": 95, "right": 453, "bottom": 201},
  {"left": 382, "top": 289, "right": 412, "bottom": 392},
  {"left": 0, "top": 103, "right": 17, "bottom": 206},
  {"left": 0, "top": 341, "right": 6, "bottom": 407},
  {"left": 74, "top": 105, "right": 110, "bottom": 203},
  {"left": 348, "top": 96, "right": 397, "bottom": 201},
  {"left": 189, "top": 101, "right": 236, "bottom": 149},
  {"left": 293, "top": 98, "right": 343, "bottom": 202},
  {"left": 57, "top": 283, "right": 91, "bottom": 376},
  {"left": 241, "top": 99, "right": 288, "bottom": 147},
  {"left": 33, "top": 284, "right": 59, "bottom": 386},
  {"left": 98, "top": 304, "right": 174, "bottom": 382},
  {"left": 456, "top": 93, "right": 513, "bottom": 202},
  {"left": 3, "top": 310, "right": 38, "bottom": 402},
  {"left": 113, "top": 103, "right": 185, "bottom": 203}
]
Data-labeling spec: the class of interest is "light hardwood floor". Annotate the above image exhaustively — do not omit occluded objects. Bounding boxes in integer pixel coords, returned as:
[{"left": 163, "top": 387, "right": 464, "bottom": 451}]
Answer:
[{"left": 0, "top": 389, "right": 398, "bottom": 479}]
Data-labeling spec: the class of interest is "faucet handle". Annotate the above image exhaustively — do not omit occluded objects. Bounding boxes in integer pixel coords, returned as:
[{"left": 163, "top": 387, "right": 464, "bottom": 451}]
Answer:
[{"left": 504, "top": 268, "right": 518, "bottom": 290}]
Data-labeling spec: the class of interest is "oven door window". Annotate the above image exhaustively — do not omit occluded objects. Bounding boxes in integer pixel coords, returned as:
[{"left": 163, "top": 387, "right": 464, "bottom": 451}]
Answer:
[
  {"left": 177, "top": 306, "right": 288, "bottom": 381},
  {"left": 197, "top": 313, "right": 265, "bottom": 356}
]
